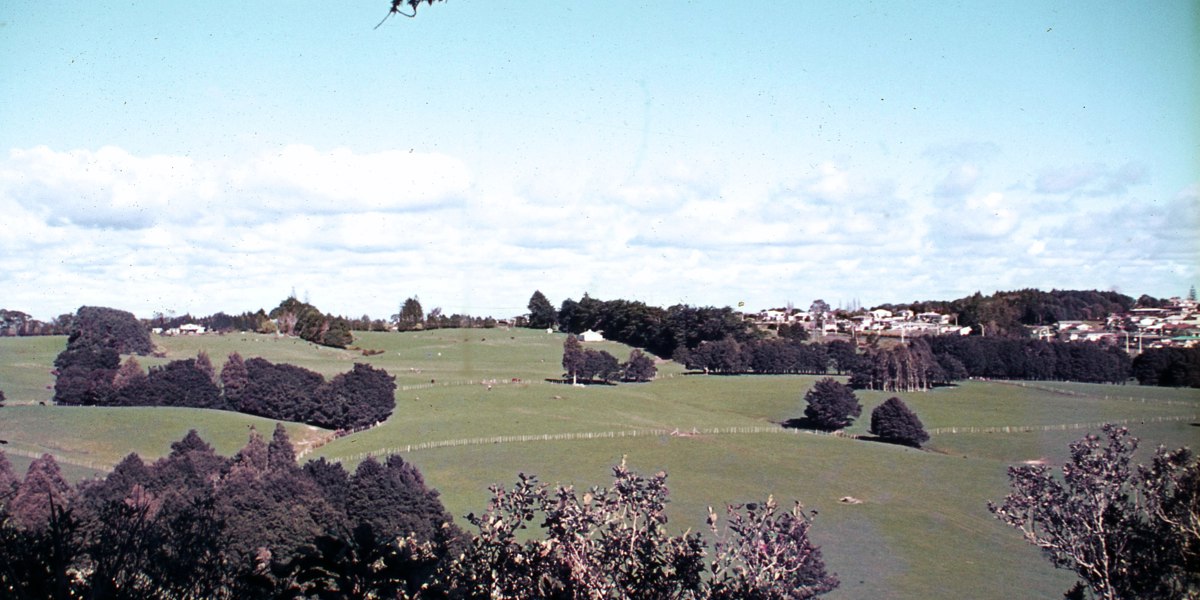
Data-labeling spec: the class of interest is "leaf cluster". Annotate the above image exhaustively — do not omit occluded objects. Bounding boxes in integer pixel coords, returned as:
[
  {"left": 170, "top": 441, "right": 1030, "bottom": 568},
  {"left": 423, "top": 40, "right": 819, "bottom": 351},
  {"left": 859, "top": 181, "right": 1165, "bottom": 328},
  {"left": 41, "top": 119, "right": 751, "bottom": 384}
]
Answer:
[{"left": 990, "top": 425, "right": 1199, "bottom": 599}]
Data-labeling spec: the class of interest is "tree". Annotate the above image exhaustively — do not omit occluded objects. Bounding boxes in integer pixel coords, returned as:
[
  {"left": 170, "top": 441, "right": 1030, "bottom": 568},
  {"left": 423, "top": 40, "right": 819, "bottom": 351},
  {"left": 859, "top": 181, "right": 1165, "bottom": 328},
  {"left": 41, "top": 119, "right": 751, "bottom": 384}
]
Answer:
[
  {"left": 562, "top": 334, "right": 584, "bottom": 384},
  {"left": 801, "top": 378, "right": 861, "bottom": 431},
  {"left": 268, "top": 423, "right": 296, "bottom": 472},
  {"left": 444, "top": 462, "right": 837, "bottom": 599},
  {"left": 989, "top": 425, "right": 1198, "bottom": 599},
  {"left": 195, "top": 350, "right": 217, "bottom": 384},
  {"left": 623, "top": 348, "right": 657, "bottom": 382},
  {"left": 869, "top": 397, "right": 929, "bottom": 448},
  {"left": 809, "top": 299, "right": 831, "bottom": 333},
  {"left": 526, "top": 290, "right": 557, "bottom": 329},
  {"left": 112, "top": 356, "right": 147, "bottom": 391},
  {"left": 582, "top": 348, "right": 621, "bottom": 383},
  {"left": 10, "top": 454, "right": 73, "bottom": 530},
  {"left": 394, "top": 297, "right": 425, "bottom": 331},
  {"left": 314, "top": 363, "right": 397, "bottom": 430},
  {"left": 237, "top": 357, "right": 324, "bottom": 422},
  {"left": 68, "top": 305, "right": 154, "bottom": 355},
  {"left": 220, "top": 351, "right": 249, "bottom": 403},
  {"left": 708, "top": 496, "right": 839, "bottom": 599}
]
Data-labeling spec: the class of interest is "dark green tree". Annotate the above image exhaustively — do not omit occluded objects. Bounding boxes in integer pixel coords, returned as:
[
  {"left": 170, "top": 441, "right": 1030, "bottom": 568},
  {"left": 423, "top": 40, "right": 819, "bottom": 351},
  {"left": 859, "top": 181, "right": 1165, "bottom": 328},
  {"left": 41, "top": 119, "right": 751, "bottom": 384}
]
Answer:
[
  {"left": 562, "top": 335, "right": 584, "bottom": 384},
  {"left": 68, "top": 305, "right": 154, "bottom": 355},
  {"left": 623, "top": 348, "right": 657, "bottom": 382},
  {"left": 582, "top": 349, "right": 621, "bottom": 383},
  {"left": 393, "top": 297, "right": 425, "bottom": 331},
  {"left": 526, "top": 290, "right": 557, "bottom": 329},
  {"left": 869, "top": 397, "right": 929, "bottom": 448},
  {"left": 220, "top": 351, "right": 249, "bottom": 404},
  {"left": 802, "top": 378, "right": 862, "bottom": 431},
  {"left": 9, "top": 454, "right": 74, "bottom": 531},
  {"left": 268, "top": 423, "right": 296, "bottom": 472}
]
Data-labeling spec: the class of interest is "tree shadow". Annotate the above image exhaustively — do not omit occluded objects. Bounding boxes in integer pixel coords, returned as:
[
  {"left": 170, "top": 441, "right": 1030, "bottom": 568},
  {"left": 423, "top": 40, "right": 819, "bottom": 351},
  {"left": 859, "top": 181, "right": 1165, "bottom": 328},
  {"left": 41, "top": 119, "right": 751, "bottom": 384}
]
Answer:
[
  {"left": 779, "top": 417, "right": 836, "bottom": 432},
  {"left": 856, "top": 435, "right": 923, "bottom": 449},
  {"left": 543, "top": 378, "right": 618, "bottom": 387}
]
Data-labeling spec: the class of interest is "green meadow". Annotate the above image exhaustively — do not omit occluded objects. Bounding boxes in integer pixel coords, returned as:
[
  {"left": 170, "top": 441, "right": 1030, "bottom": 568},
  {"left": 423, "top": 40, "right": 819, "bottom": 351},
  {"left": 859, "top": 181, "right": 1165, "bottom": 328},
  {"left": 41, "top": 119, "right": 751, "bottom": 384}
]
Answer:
[{"left": 1, "top": 329, "right": 1197, "bottom": 599}]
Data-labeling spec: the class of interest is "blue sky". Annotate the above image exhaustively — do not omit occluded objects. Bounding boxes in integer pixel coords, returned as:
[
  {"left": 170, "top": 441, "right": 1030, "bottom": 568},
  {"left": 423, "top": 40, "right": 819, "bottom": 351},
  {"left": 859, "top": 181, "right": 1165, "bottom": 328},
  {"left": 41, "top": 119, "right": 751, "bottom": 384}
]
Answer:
[{"left": 1, "top": 1, "right": 1197, "bottom": 320}]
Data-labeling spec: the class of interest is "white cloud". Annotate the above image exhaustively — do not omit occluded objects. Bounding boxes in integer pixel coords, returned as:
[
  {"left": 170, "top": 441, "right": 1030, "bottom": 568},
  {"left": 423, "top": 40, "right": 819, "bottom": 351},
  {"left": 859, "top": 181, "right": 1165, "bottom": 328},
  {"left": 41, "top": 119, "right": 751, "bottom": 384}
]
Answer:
[
  {"left": 1, "top": 145, "right": 1194, "bottom": 321},
  {"left": 1034, "top": 161, "right": 1148, "bottom": 196},
  {"left": 934, "top": 164, "right": 981, "bottom": 198},
  {"left": 230, "top": 145, "right": 472, "bottom": 214}
]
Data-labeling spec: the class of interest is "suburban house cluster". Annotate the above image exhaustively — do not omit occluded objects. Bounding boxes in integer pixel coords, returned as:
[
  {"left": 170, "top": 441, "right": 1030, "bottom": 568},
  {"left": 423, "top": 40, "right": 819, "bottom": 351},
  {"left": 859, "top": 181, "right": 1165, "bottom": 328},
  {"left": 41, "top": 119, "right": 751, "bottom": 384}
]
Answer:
[
  {"left": 152, "top": 323, "right": 207, "bottom": 336},
  {"left": 752, "top": 308, "right": 968, "bottom": 337}
]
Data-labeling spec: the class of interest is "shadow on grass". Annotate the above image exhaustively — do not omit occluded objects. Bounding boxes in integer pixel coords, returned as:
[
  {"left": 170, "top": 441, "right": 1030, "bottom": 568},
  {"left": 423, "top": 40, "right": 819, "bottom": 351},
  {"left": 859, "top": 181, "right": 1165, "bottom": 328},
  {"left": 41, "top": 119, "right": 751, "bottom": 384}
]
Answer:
[
  {"left": 855, "top": 435, "right": 924, "bottom": 449},
  {"left": 543, "top": 378, "right": 618, "bottom": 387},
  {"left": 779, "top": 417, "right": 835, "bottom": 432}
]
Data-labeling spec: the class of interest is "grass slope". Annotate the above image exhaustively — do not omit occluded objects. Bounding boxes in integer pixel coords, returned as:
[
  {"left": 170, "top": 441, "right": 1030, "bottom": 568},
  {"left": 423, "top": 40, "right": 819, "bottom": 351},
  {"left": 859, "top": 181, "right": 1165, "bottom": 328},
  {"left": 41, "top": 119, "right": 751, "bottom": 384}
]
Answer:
[{"left": 1, "top": 328, "right": 1197, "bottom": 599}]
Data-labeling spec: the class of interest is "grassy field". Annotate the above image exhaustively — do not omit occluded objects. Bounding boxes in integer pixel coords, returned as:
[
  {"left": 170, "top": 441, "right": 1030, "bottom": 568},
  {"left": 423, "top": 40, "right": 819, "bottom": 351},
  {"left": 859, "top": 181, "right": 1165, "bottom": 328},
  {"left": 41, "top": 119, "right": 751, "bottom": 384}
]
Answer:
[{"left": 1, "top": 329, "right": 1197, "bottom": 599}]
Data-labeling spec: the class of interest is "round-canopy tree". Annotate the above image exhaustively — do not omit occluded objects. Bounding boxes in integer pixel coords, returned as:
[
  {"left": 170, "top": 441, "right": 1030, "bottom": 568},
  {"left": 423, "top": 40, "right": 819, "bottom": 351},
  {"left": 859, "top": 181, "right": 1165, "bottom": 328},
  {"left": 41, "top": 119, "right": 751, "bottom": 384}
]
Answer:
[
  {"left": 869, "top": 397, "right": 929, "bottom": 448},
  {"left": 802, "top": 378, "right": 861, "bottom": 431}
]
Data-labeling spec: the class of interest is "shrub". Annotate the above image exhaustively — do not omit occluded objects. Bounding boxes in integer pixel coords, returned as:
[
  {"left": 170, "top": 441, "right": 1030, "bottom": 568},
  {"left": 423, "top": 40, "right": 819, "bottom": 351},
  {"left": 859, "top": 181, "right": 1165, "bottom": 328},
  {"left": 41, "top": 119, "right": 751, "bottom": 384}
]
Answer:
[
  {"left": 802, "top": 378, "right": 862, "bottom": 431},
  {"left": 869, "top": 397, "right": 929, "bottom": 448}
]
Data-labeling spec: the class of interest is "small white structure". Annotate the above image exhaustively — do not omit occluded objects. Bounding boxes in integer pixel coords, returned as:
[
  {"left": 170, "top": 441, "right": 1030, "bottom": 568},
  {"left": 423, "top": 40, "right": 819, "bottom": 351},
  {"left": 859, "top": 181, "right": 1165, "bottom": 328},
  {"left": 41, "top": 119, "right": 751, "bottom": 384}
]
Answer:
[
  {"left": 179, "top": 323, "right": 206, "bottom": 335},
  {"left": 580, "top": 329, "right": 605, "bottom": 342}
]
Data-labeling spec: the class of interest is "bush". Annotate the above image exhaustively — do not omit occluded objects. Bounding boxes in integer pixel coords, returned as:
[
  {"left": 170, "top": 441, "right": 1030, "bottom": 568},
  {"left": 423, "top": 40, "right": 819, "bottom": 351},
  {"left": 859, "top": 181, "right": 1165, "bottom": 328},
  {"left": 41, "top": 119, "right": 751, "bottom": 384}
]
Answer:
[
  {"left": 869, "top": 397, "right": 929, "bottom": 448},
  {"left": 802, "top": 378, "right": 862, "bottom": 431},
  {"left": 68, "top": 306, "right": 153, "bottom": 356},
  {"left": 444, "top": 461, "right": 838, "bottom": 599},
  {"left": 990, "top": 425, "right": 1199, "bottom": 598}
]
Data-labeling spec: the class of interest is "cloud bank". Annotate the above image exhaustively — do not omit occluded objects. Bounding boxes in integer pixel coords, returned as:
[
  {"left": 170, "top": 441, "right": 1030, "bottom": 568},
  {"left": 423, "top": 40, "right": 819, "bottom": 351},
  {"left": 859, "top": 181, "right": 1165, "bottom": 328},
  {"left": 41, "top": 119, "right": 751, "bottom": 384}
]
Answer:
[{"left": 1, "top": 145, "right": 1194, "bottom": 320}]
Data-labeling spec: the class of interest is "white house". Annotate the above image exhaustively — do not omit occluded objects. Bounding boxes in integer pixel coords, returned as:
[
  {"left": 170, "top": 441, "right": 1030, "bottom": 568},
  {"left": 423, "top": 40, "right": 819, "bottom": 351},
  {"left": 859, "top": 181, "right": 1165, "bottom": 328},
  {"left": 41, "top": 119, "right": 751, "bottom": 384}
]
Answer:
[
  {"left": 179, "top": 323, "right": 206, "bottom": 335},
  {"left": 580, "top": 329, "right": 605, "bottom": 342}
]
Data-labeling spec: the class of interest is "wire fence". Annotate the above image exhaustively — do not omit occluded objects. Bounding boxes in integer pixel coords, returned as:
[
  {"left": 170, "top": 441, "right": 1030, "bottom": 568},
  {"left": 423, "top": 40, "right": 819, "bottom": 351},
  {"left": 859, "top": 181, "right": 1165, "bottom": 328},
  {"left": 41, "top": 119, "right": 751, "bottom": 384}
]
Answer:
[
  {"left": 989, "top": 380, "right": 1200, "bottom": 407},
  {"left": 331, "top": 426, "right": 862, "bottom": 464},
  {"left": 10, "top": 410, "right": 1198, "bottom": 473},
  {"left": 2, "top": 446, "right": 115, "bottom": 473},
  {"left": 926, "top": 413, "right": 1199, "bottom": 435},
  {"left": 331, "top": 414, "right": 1200, "bottom": 464}
]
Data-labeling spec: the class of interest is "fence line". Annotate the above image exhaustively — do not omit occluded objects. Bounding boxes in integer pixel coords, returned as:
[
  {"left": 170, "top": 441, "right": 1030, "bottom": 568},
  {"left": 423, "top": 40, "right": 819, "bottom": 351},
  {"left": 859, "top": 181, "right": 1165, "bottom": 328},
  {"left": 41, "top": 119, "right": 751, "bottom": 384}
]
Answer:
[
  {"left": 990, "top": 380, "right": 1200, "bottom": 407},
  {"left": 332, "top": 413, "right": 1200, "bottom": 465},
  {"left": 332, "top": 426, "right": 865, "bottom": 464},
  {"left": 399, "top": 378, "right": 551, "bottom": 392},
  {"left": 11, "top": 410, "right": 1196, "bottom": 473},
  {"left": 926, "top": 413, "right": 1199, "bottom": 435},
  {"left": 2, "top": 446, "right": 115, "bottom": 473}
]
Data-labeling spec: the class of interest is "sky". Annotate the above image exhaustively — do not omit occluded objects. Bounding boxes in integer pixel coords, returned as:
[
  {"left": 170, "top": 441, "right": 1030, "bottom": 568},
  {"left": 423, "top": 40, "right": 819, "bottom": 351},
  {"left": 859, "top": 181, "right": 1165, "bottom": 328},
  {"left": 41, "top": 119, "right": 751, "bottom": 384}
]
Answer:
[{"left": 1, "top": 1, "right": 1197, "bottom": 321}]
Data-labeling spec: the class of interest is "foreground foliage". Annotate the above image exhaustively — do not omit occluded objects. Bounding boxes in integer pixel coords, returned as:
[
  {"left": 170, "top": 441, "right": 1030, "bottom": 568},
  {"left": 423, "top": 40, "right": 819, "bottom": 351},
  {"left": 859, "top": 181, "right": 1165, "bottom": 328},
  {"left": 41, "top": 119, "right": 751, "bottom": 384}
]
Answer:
[
  {"left": 990, "top": 425, "right": 1199, "bottom": 599},
  {"left": 0, "top": 427, "right": 461, "bottom": 599},
  {"left": 444, "top": 461, "right": 837, "bottom": 599},
  {"left": 0, "top": 437, "right": 837, "bottom": 599}
]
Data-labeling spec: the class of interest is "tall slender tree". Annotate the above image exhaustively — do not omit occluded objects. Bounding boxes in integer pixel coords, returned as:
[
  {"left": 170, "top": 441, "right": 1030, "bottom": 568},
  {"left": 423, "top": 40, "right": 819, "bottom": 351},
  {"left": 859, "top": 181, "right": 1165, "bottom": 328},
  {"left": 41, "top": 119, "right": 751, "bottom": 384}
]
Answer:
[{"left": 527, "top": 290, "right": 558, "bottom": 329}]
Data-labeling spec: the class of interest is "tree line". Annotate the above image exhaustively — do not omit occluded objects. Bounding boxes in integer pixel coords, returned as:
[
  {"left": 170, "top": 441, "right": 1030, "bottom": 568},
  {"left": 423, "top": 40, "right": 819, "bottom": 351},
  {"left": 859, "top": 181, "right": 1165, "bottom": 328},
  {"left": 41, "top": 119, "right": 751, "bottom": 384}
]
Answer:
[
  {"left": 540, "top": 293, "right": 758, "bottom": 359},
  {"left": 924, "top": 336, "right": 1131, "bottom": 384},
  {"left": 1131, "top": 347, "right": 1200, "bottom": 388},
  {"left": 50, "top": 306, "right": 396, "bottom": 430},
  {"left": 0, "top": 429, "right": 840, "bottom": 599},
  {"left": 560, "top": 336, "right": 657, "bottom": 384}
]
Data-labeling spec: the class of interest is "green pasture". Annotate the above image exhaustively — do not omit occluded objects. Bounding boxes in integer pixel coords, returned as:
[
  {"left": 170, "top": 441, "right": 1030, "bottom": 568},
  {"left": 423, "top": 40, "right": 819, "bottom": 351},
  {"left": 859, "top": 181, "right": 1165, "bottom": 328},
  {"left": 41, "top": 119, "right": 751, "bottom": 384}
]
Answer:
[
  {"left": 1, "top": 328, "right": 1197, "bottom": 599},
  {"left": 0, "top": 335, "right": 64, "bottom": 404}
]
